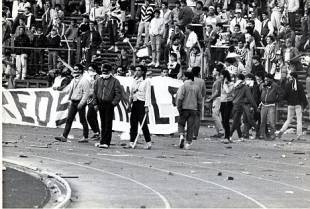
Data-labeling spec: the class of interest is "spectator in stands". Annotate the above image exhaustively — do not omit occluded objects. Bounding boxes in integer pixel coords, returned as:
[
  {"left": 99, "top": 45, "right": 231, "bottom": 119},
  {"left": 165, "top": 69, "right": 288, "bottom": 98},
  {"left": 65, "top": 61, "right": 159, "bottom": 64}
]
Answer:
[
  {"left": 229, "top": 9, "right": 247, "bottom": 33},
  {"left": 259, "top": 73, "right": 282, "bottom": 140},
  {"left": 176, "top": 71, "right": 202, "bottom": 149},
  {"left": 89, "top": 1, "right": 106, "bottom": 38},
  {"left": 51, "top": 0, "right": 65, "bottom": 11},
  {"left": 81, "top": 20, "right": 102, "bottom": 64},
  {"left": 263, "top": 35, "right": 276, "bottom": 74},
  {"left": 251, "top": 55, "right": 265, "bottom": 76},
  {"left": 219, "top": 69, "right": 234, "bottom": 142},
  {"left": 42, "top": 1, "right": 53, "bottom": 34},
  {"left": 23, "top": 6, "right": 35, "bottom": 30},
  {"left": 68, "top": 0, "right": 83, "bottom": 15},
  {"left": 171, "top": 0, "right": 181, "bottom": 25},
  {"left": 270, "top": 50, "right": 287, "bottom": 80},
  {"left": 287, "top": 0, "right": 300, "bottom": 31},
  {"left": 78, "top": 14, "right": 90, "bottom": 36},
  {"left": 161, "top": 68, "right": 169, "bottom": 77},
  {"left": 261, "top": 11, "right": 274, "bottom": 45},
  {"left": 107, "top": 0, "right": 122, "bottom": 52},
  {"left": 47, "top": 28, "right": 61, "bottom": 71},
  {"left": 165, "top": 24, "right": 185, "bottom": 63},
  {"left": 278, "top": 23, "right": 296, "bottom": 46},
  {"left": 192, "top": 1, "right": 204, "bottom": 24},
  {"left": 206, "top": 65, "right": 224, "bottom": 138},
  {"left": 188, "top": 45, "right": 201, "bottom": 70},
  {"left": 135, "top": 0, "right": 154, "bottom": 48},
  {"left": 246, "top": 20, "right": 262, "bottom": 47},
  {"left": 283, "top": 38, "right": 299, "bottom": 63},
  {"left": 229, "top": 24, "right": 245, "bottom": 46},
  {"left": 32, "top": 0, "right": 44, "bottom": 18},
  {"left": 65, "top": 19, "right": 79, "bottom": 41},
  {"left": 2, "top": 52, "right": 16, "bottom": 89},
  {"left": 33, "top": 26, "right": 47, "bottom": 74},
  {"left": 215, "top": 5, "right": 229, "bottom": 24},
  {"left": 276, "top": 72, "right": 308, "bottom": 141},
  {"left": 14, "top": 18, "right": 27, "bottom": 37},
  {"left": 14, "top": 26, "right": 30, "bottom": 80},
  {"left": 230, "top": 73, "right": 257, "bottom": 142},
  {"left": 49, "top": 16, "right": 66, "bottom": 37},
  {"left": 127, "top": 65, "right": 152, "bottom": 149},
  {"left": 50, "top": 4, "right": 64, "bottom": 25},
  {"left": 185, "top": 24, "right": 198, "bottom": 55},
  {"left": 268, "top": 0, "right": 284, "bottom": 33},
  {"left": 116, "top": 48, "right": 130, "bottom": 71},
  {"left": 205, "top": 24, "right": 218, "bottom": 46},
  {"left": 116, "top": 66, "right": 127, "bottom": 76},
  {"left": 149, "top": 9, "right": 164, "bottom": 67},
  {"left": 2, "top": 13, "right": 12, "bottom": 46},
  {"left": 203, "top": 6, "right": 220, "bottom": 30},
  {"left": 160, "top": 1, "right": 172, "bottom": 41},
  {"left": 167, "top": 52, "right": 182, "bottom": 79},
  {"left": 235, "top": 39, "right": 247, "bottom": 63},
  {"left": 55, "top": 64, "right": 91, "bottom": 143},
  {"left": 178, "top": 0, "right": 194, "bottom": 31}
]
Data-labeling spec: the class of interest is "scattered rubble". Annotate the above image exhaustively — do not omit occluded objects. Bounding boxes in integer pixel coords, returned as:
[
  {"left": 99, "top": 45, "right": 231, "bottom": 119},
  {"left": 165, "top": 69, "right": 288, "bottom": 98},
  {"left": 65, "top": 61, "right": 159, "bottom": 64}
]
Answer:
[
  {"left": 227, "top": 176, "right": 234, "bottom": 180},
  {"left": 285, "top": 191, "right": 294, "bottom": 194},
  {"left": 19, "top": 154, "right": 28, "bottom": 158},
  {"left": 217, "top": 172, "right": 222, "bottom": 176},
  {"left": 168, "top": 172, "right": 174, "bottom": 176}
]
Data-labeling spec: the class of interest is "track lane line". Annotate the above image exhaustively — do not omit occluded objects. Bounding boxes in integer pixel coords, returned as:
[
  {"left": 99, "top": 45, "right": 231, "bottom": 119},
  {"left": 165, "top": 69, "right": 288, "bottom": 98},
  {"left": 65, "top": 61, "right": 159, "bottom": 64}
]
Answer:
[{"left": 4, "top": 152, "right": 171, "bottom": 209}]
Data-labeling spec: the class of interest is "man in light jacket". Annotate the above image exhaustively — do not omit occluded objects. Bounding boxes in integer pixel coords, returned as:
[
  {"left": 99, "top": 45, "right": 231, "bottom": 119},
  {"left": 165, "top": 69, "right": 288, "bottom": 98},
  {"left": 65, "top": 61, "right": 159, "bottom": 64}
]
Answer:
[{"left": 176, "top": 71, "right": 202, "bottom": 149}]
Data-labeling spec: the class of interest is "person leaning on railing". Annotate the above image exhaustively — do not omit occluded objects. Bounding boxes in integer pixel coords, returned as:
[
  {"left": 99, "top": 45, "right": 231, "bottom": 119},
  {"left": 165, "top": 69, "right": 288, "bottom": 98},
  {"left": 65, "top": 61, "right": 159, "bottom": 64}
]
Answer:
[
  {"left": 46, "top": 28, "right": 61, "bottom": 71},
  {"left": 14, "top": 26, "right": 30, "bottom": 80}
]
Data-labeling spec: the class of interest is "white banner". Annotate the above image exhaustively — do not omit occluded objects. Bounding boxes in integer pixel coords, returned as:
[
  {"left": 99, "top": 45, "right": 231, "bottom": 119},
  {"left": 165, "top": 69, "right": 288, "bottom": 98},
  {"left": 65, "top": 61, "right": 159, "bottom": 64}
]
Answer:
[{"left": 2, "top": 76, "right": 183, "bottom": 134}]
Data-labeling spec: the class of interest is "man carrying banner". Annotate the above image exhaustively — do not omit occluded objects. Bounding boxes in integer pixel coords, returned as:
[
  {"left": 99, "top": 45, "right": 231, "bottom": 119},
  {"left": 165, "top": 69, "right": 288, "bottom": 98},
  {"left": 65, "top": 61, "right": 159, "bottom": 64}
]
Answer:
[
  {"left": 55, "top": 64, "right": 91, "bottom": 143},
  {"left": 176, "top": 71, "right": 202, "bottom": 150},
  {"left": 93, "top": 64, "right": 122, "bottom": 149}
]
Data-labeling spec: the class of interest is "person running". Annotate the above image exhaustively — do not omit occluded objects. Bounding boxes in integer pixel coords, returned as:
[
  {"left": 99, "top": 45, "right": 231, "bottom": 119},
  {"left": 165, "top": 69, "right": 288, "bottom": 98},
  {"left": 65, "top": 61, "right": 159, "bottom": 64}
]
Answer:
[
  {"left": 127, "top": 65, "right": 152, "bottom": 149},
  {"left": 176, "top": 71, "right": 202, "bottom": 150},
  {"left": 93, "top": 64, "right": 122, "bottom": 148},
  {"left": 55, "top": 64, "right": 91, "bottom": 143},
  {"left": 276, "top": 72, "right": 308, "bottom": 141}
]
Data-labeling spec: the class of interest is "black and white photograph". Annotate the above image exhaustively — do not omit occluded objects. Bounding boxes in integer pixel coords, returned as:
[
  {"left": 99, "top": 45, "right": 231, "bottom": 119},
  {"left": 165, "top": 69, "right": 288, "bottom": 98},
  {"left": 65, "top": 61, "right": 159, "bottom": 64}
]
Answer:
[{"left": 1, "top": 0, "right": 310, "bottom": 208}]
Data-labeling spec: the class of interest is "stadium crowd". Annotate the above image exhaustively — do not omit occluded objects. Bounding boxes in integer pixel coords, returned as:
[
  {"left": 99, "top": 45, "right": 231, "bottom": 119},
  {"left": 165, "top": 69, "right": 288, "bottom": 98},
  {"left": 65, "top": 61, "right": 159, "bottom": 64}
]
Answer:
[{"left": 2, "top": 0, "right": 310, "bottom": 147}]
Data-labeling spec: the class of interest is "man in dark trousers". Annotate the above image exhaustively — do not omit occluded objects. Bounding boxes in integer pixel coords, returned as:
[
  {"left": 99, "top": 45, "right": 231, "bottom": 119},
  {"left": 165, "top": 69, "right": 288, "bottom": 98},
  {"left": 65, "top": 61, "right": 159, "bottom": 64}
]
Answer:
[
  {"left": 32, "top": 26, "right": 47, "bottom": 74},
  {"left": 229, "top": 73, "right": 257, "bottom": 142},
  {"left": 93, "top": 64, "right": 122, "bottom": 148},
  {"left": 14, "top": 26, "right": 30, "bottom": 80},
  {"left": 55, "top": 64, "right": 91, "bottom": 143},
  {"left": 176, "top": 71, "right": 202, "bottom": 150},
  {"left": 81, "top": 20, "right": 102, "bottom": 64}
]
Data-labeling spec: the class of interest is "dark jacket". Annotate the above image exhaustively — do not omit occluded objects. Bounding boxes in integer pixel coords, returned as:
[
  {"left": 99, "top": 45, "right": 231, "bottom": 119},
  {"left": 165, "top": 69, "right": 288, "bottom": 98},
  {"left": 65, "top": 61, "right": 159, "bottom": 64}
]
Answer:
[
  {"left": 178, "top": 6, "right": 194, "bottom": 27},
  {"left": 260, "top": 82, "right": 282, "bottom": 104},
  {"left": 81, "top": 30, "right": 102, "bottom": 48},
  {"left": 33, "top": 33, "right": 47, "bottom": 47},
  {"left": 47, "top": 34, "right": 61, "bottom": 48},
  {"left": 233, "top": 83, "right": 257, "bottom": 109},
  {"left": 93, "top": 76, "right": 122, "bottom": 106},
  {"left": 14, "top": 33, "right": 30, "bottom": 55},
  {"left": 283, "top": 79, "right": 308, "bottom": 108}
]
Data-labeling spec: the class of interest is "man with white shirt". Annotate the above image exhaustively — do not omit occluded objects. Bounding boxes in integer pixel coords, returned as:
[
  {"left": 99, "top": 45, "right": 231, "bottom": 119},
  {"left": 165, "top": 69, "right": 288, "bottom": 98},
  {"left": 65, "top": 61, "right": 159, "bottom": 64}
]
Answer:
[
  {"left": 229, "top": 9, "right": 247, "bottom": 33},
  {"left": 287, "top": 0, "right": 300, "bottom": 30},
  {"left": 89, "top": 1, "right": 106, "bottom": 38},
  {"left": 160, "top": 2, "right": 172, "bottom": 41},
  {"left": 185, "top": 24, "right": 198, "bottom": 65},
  {"left": 261, "top": 11, "right": 274, "bottom": 45}
]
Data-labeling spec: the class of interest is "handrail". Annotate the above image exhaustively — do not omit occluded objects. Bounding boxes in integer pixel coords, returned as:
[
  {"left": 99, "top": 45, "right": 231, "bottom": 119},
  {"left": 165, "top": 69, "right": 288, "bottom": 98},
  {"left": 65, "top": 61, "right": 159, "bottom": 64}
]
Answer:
[
  {"left": 2, "top": 45, "right": 77, "bottom": 51},
  {"left": 63, "top": 35, "right": 72, "bottom": 64}
]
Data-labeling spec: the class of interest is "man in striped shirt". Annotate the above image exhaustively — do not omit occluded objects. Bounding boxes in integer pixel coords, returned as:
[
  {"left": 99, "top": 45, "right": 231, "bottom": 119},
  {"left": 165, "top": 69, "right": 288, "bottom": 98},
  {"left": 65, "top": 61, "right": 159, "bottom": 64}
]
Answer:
[{"left": 135, "top": 0, "right": 154, "bottom": 48}]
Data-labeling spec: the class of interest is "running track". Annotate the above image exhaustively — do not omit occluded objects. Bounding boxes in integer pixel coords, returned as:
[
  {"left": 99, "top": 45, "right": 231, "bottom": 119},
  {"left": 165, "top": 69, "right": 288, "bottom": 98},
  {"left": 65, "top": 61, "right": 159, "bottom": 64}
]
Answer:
[{"left": 3, "top": 124, "right": 310, "bottom": 208}]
